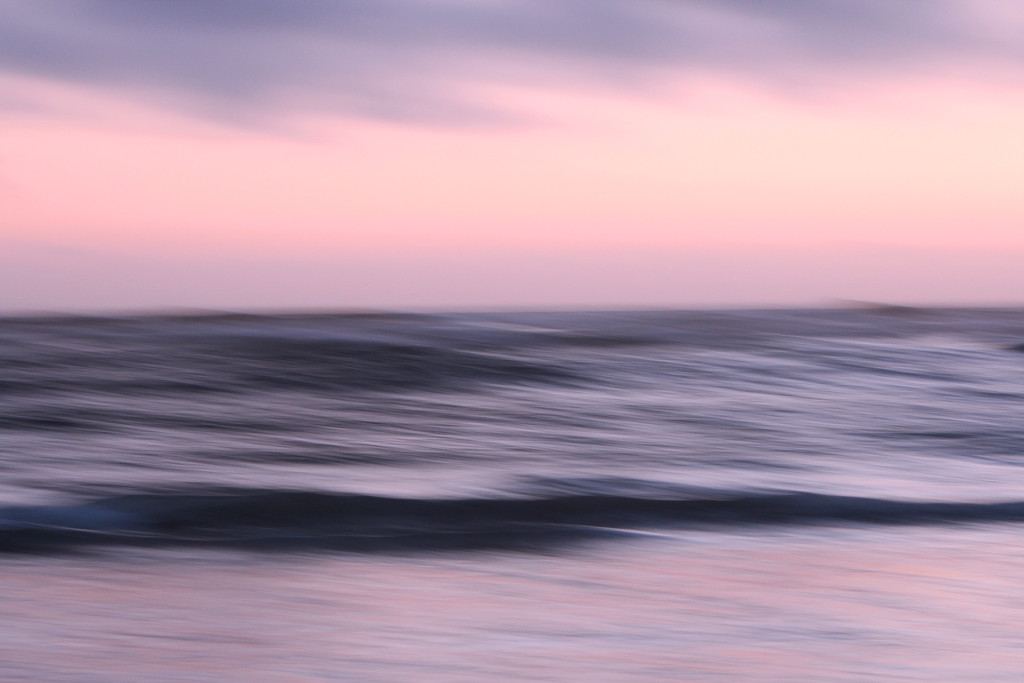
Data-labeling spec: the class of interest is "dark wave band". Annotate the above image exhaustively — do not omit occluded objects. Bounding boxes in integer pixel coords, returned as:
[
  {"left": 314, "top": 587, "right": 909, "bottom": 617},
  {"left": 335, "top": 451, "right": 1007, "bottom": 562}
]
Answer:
[{"left": 3, "top": 489, "right": 1024, "bottom": 553}]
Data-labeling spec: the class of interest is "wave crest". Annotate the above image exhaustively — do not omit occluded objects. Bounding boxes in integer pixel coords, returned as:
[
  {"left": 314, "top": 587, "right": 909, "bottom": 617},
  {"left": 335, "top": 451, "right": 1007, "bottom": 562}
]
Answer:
[{"left": 3, "top": 489, "right": 1024, "bottom": 553}]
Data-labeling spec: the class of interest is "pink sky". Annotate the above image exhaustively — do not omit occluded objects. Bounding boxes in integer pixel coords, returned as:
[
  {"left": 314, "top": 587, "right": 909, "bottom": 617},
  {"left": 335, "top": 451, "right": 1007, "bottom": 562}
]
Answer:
[{"left": 2, "top": 1, "right": 1023, "bottom": 311}]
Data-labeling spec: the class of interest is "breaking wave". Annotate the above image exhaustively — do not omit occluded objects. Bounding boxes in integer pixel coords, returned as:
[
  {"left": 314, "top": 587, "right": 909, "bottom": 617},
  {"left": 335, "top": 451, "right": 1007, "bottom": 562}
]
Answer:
[{"left": 5, "top": 489, "right": 1024, "bottom": 553}]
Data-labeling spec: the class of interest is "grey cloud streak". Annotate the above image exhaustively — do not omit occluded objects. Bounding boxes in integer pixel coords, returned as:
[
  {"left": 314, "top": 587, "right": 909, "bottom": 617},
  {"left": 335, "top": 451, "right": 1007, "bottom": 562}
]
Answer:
[{"left": 0, "top": 0, "right": 1020, "bottom": 125}]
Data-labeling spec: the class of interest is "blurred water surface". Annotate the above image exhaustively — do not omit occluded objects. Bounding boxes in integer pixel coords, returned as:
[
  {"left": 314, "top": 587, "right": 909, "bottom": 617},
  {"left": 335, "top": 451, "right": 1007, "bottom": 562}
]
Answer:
[{"left": 2, "top": 307, "right": 1024, "bottom": 679}]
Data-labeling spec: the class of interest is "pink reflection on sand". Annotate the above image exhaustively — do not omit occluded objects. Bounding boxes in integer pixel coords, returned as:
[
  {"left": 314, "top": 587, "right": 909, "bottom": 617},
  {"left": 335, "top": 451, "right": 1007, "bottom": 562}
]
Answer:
[{"left": 4, "top": 529, "right": 1024, "bottom": 679}]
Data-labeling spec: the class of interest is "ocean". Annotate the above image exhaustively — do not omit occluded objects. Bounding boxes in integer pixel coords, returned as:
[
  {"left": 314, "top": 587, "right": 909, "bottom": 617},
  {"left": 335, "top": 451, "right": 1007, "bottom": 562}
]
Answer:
[{"left": 2, "top": 306, "right": 1024, "bottom": 680}]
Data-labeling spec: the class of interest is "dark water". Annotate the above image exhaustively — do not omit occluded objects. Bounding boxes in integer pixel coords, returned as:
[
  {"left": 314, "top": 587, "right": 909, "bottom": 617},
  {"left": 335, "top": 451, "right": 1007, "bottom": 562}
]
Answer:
[{"left": 3, "top": 307, "right": 1024, "bottom": 679}]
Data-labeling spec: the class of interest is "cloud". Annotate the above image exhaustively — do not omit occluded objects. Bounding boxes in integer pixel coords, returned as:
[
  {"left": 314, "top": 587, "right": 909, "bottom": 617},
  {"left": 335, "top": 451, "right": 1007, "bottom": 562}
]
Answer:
[{"left": 0, "top": 0, "right": 1020, "bottom": 125}]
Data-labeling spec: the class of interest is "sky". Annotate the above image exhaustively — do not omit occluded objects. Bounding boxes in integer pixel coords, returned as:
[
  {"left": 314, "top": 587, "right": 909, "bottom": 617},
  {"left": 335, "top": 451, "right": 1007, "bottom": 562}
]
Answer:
[{"left": 1, "top": 0, "right": 1023, "bottom": 312}]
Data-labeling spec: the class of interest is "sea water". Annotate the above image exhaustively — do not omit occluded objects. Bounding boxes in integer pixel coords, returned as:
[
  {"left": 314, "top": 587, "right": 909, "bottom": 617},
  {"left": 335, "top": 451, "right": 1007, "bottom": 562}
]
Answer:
[{"left": 2, "top": 307, "right": 1024, "bottom": 680}]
